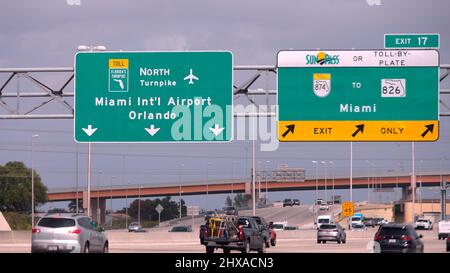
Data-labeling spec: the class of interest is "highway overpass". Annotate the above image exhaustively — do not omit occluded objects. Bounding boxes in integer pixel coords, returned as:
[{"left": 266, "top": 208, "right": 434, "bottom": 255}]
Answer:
[{"left": 48, "top": 173, "right": 449, "bottom": 202}]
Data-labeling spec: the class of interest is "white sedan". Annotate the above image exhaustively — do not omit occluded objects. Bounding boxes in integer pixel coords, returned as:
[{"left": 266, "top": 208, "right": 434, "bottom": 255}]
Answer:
[{"left": 415, "top": 219, "right": 433, "bottom": 230}]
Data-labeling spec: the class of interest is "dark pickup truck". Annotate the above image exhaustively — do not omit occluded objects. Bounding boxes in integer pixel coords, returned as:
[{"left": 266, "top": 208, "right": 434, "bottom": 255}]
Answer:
[{"left": 202, "top": 216, "right": 266, "bottom": 253}]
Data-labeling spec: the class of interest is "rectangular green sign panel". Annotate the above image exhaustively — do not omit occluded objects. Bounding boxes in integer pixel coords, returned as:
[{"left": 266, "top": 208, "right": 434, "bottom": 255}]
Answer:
[
  {"left": 277, "top": 50, "right": 439, "bottom": 142},
  {"left": 385, "top": 33, "right": 439, "bottom": 49},
  {"left": 75, "top": 51, "right": 233, "bottom": 142}
]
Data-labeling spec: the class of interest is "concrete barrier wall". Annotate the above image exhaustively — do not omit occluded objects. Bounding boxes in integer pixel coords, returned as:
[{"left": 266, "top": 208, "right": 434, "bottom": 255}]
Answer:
[
  {"left": 0, "top": 212, "right": 11, "bottom": 231},
  {"left": 0, "top": 231, "right": 31, "bottom": 244}
]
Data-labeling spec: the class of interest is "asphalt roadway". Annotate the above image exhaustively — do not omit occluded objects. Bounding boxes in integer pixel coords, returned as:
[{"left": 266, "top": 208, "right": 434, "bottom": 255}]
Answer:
[{"left": 0, "top": 205, "right": 447, "bottom": 253}]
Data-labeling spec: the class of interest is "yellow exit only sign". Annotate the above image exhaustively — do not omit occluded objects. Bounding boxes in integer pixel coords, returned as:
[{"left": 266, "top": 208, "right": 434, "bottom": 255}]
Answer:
[{"left": 342, "top": 202, "right": 355, "bottom": 217}]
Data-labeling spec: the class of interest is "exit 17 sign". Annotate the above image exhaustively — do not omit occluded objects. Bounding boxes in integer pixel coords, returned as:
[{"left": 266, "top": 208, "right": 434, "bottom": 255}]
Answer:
[
  {"left": 277, "top": 50, "right": 439, "bottom": 142},
  {"left": 385, "top": 33, "right": 440, "bottom": 49},
  {"left": 74, "top": 51, "right": 233, "bottom": 143}
]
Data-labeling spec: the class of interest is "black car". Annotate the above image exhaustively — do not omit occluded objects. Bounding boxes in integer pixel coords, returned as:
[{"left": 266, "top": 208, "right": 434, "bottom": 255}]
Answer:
[
  {"left": 223, "top": 206, "right": 238, "bottom": 216},
  {"left": 169, "top": 226, "right": 192, "bottom": 232},
  {"left": 374, "top": 223, "right": 424, "bottom": 253},
  {"left": 364, "top": 218, "right": 376, "bottom": 228},
  {"left": 283, "top": 199, "right": 294, "bottom": 207},
  {"left": 293, "top": 199, "right": 301, "bottom": 206},
  {"left": 447, "top": 237, "right": 450, "bottom": 252},
  {"left": 373, "top": 218, "right": 385, "bottom": 226}
]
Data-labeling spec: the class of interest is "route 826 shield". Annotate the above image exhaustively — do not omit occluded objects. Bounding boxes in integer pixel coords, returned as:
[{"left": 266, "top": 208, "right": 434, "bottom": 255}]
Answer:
[{"left": 313, "top": 73, "right": 331, "bottom": 97}]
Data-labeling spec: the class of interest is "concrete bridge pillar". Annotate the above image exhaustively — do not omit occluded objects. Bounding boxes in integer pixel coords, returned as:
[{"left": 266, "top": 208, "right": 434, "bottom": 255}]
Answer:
[
  {"left": 90, "top": 198, "right": 106, "bottom": 225},
  {"left": 401, "top": 186, "right": 416, "bottom": 201}
]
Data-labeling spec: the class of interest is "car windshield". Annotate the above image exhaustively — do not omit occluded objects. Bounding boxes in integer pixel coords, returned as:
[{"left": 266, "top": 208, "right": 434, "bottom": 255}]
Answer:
[
  {"left": 224, "top": 207, "right": 234, "bottom": 210},
  {"left": 379, "top": 227, "right": 408, "bottom": 236},
  {"left": 237, "top": 218, "right": 251, "bottom": 228},
  {"left": 130, "top": 223, "right": 139, "bottom": 226},
  {"left": 352, "top": 217, "right": 361, "bottom": 221},
  {"left": 417, "top": 220, "right": 428, "bottom": 223},
  {"left": 171, "top": 226, "right": 188, "bottom": 232},
  {"left": 318, "top": 219, "right": 329, "bottom": 223},
  {"left": 272, "top": 224, "right": 284, "bottom": 229},
  {"left": 320, "top": 224, "right": 336, "bottom": 229},
  {"left": 253, "top": 217, "right": 262, "bottom": 225},
  {"left": 38, "top": 217, "right": 76, "bottom": 228}
]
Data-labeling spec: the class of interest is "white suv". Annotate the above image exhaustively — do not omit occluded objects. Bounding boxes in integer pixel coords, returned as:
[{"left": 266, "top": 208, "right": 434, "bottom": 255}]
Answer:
[{"left": 415, "top": 218, "right": 433, "bottom": 230}]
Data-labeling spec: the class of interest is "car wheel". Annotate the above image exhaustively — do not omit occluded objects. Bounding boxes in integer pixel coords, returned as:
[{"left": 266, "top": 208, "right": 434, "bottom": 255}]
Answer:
[
  {"left": 323, "top": 241, "right": 326, "bottom": 244},
  {"left": 102, "top": 243, "right": 109, "bottom": 253},
  {"left": 242, "top": 240, "right": 251, "bottom": 253},
  {"left": 271, "top": 238, "right": 276, "bottom": 247},
  {"left": 258, "top": 242, "right": 266, "bottom": 253},
  {"left": 206, "top": 247, "right": 214, "bottom": 254},
  {"left": 83, "top": 242, "right": 90, "bottom": 253}
]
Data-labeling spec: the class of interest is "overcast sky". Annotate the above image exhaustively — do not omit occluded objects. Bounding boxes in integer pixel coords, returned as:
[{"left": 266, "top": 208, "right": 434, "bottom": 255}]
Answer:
[{"left": 0, "top": 0, "right": 449, "bottom": 210}]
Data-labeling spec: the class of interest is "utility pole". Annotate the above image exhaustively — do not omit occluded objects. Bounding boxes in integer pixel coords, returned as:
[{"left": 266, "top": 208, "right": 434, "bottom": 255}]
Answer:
[
  {"left": 412, "top": 142, "right": 416, "bottom": 223},
  {"left": 31, "top": 134, "right": 39, "bottom": 227}
]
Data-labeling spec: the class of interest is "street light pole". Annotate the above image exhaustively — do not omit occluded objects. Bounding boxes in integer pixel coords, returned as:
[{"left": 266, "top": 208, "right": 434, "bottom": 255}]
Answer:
[
  {"left": 321, "top": 161, "right": 328, "bottom": 203},
  {"left": 87, "top": 143, "right": 92, "bottom": 217},
  {"left": 329, "top": 161, "right": 335, "bottom": 203},
  {"left": 350, "top": 142, "right": 353, "bottom": 203},
  {"left": 31, "top": 134, "right": 39, "bottom": 227},
  {"left": 179, "top": 163, "right": 184, "bottom": 220},
  {"left": 75, "top": 143, "right": 79, "bottom": 214},
  {"left": 412, "top": 142, "right": 416, "bottom": 222},
  {"left": 266, "top": 160, "right": 270, "bottom": 204},
  {"left": 97, "top": 170, "right": 102, "bottom": 223},
  {"left": 252, "top": 114, "right": 256, "bottom": 216},
  {"left": 179, "top": 185, "right": 182, "bottom": 220},
  {"left": 125, "top": 181, "right": 129, "bottom": 229},
  {"left": 110, "top": 176, "right": 116, "bottom": 226},
  {"left": 138, "top": 187, "right": 142, "bottom": 226},
  {"left": 258, "top": 161, "right": 262, "bottom": 204},
  {"left": 77, "top": 45, "right": 106, "bottom": 219},
  {"left": 312, "top": 161, "right": 319, "bottom": 202}
]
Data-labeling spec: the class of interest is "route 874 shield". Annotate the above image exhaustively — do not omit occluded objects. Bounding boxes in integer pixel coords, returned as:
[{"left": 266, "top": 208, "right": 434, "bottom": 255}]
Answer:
[{"left": 313, "top": 73, "right": 331, "bottom": 97}]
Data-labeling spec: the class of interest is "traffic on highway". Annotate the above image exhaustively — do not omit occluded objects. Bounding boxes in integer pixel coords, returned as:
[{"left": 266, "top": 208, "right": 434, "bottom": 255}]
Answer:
[{"left": 0, "top": 1, "right": 449, "bottom": 272}]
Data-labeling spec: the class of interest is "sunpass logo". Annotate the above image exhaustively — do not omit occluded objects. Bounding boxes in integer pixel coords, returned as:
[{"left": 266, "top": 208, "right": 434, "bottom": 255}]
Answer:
[{"left": 306, "top": 52, "right": 340, "bottom": 65}]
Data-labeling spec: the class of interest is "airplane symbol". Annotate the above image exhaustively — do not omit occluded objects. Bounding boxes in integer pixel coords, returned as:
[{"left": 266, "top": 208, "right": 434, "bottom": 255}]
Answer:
[
  {"left": 113, "top": 79, "right": 124, "bottom": 90},
  {"left": 183, "top": 69, "right": 199, "bottom": 85}
]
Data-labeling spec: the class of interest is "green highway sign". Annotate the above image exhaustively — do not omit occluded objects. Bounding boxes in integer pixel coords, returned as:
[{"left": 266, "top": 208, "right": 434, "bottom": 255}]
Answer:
[
  {"left": 385, "top": 33, "right": 440, "bottom": 49},
  {"left": 74, "top": 51, "right": 233, "bottom": 142},
  {"left": 277, "top": 50, "right": 439, "bottom": 142}
]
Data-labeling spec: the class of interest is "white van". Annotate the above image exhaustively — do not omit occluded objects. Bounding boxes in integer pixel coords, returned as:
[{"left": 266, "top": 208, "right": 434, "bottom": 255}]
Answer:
[
  {"left": 438, "top": 219, "right": 450, "bottom": 240},
  {"left": 316, "top": 215, "right": 332, "bottom": 229}
]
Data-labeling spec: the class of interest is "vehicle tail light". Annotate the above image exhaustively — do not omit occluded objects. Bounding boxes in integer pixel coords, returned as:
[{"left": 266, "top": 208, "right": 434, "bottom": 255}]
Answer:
[
  {"left": 374, "top": 233, "right": 384, "bottom": 241},
  {"left": 239, "top": 225, "right": 244, "bottom": 241},
  {"left": 69, "top": 229, "right": 81, "bottom": 235},
  {"left": 401, "top": 235, "right": 413, "bottom": 242},
  {"left": 32, "top": 228, "right": 40, "bottom": 234}
]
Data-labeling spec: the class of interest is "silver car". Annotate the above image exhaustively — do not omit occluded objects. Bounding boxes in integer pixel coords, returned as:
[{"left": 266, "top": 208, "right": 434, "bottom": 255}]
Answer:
[
  {"left": 317, "top": 223, "right": 347, "bottom": 244},
  {"left": 32, "top": 214, "right": 108, "bottom": 253},
  {"left": 128, "top": 222, "right": 143, "bottom": 232}
]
